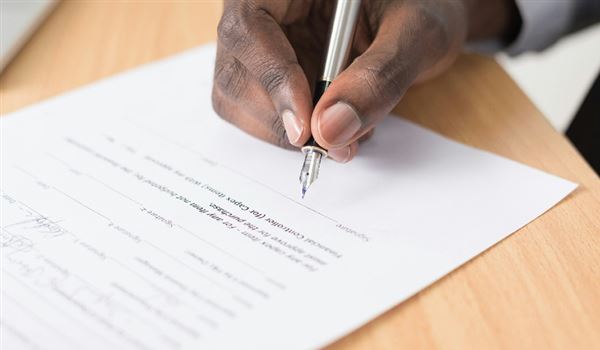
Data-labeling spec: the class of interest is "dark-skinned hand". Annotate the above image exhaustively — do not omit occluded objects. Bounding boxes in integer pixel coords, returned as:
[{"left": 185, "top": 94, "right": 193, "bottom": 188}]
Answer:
[{"left": 212, "top": 0, "right": 519, "bottom": 162}]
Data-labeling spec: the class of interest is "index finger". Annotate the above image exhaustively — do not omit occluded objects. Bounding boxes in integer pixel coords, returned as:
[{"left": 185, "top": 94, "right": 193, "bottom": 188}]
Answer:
[{"left": 217, "top": 0, "right": 313, "bottom": 146}]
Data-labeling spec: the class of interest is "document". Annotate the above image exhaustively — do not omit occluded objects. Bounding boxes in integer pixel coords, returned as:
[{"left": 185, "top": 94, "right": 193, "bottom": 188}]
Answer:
[{"left": 0, "top": 45, "right": 576, "bottom": 350}]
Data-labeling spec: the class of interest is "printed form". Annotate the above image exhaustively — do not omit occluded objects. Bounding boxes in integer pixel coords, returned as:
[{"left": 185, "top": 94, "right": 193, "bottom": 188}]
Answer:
[{"left": 0, "top": 45, "right": 576, "bottom": 349}]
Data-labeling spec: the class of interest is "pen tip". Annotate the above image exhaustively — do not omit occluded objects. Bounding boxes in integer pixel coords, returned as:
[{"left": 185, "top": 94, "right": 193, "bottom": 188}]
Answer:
[{"left": 301, "top": 187, "right": 306, "bottom": 199}]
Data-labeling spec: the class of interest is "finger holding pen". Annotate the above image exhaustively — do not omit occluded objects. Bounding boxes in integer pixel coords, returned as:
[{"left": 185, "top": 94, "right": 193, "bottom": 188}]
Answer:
[{"left": 215, "top": 0, "right": 314, "bottom": 148}]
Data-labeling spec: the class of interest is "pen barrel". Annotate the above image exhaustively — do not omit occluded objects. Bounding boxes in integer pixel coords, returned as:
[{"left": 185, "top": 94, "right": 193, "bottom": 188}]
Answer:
[
  {"left": 303, "top": 0, "right": 361, "bottom": 151},
  {"left": 321, "top": 0, "right": 361, "bottom": 82}
]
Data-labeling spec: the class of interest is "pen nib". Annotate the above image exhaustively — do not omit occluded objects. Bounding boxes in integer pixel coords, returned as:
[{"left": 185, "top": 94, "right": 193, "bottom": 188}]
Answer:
[
  {"left": 299, "top": 146, "right": 325, "bottom": 199},
  {"left": 301, "top": 185, "right": 307, "bottom": 199}
]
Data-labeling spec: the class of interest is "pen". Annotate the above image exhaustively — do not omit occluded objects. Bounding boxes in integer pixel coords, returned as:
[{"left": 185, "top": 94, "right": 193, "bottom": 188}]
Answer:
[{"left": 299, "top": 0, "right": 361, "bottom": 198}]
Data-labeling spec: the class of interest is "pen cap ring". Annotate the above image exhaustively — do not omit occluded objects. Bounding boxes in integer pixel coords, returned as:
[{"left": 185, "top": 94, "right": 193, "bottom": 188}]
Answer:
[{"left": 301, "top": 145, "right": 328, "bottom": 158}]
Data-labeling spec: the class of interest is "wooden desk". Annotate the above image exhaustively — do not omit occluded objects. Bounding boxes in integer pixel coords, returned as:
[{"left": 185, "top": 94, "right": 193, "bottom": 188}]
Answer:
[{"left": 1, "top": 1, "right": 599, "bottom": 349}]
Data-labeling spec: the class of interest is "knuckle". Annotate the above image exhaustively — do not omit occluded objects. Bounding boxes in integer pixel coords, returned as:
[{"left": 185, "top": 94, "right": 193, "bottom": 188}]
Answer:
[
  {"left": 214, "top": 57, "right": 247, "bottom": 99},
  {"left": 217, "top": 10, "right": 247, "bottom": 51},
  {"left": 359, "top": 59, "right": 402, "bottom": 101},
  {"left": 362, "top": 68, "right": 386, "bottom": 100},
  {"left": 257, "top": 60, "right": 295, "bottom": 96}
]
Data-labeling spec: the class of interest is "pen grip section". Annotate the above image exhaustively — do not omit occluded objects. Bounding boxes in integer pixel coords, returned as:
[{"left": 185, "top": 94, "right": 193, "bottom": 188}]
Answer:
[
  {"left": 312, "top": 80, "right": 332, "bottom": 106},
  {"left": 306, "top": 80, "right": 332, "bottom": 148}
]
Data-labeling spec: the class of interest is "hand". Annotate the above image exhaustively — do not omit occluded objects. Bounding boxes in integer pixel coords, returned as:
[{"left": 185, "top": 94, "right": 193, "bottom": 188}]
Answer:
[{"left": 212, "top": 0, "right": 519, "bottom": 162}]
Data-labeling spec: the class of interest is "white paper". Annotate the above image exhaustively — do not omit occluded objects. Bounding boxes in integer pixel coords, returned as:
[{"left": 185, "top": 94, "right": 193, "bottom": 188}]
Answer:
[{"left": 0, "top": 44, "right": 576, "bottom": 350}]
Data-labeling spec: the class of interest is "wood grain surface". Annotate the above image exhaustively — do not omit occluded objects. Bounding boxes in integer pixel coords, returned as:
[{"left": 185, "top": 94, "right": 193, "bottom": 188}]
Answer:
[{"left": 1, "top": 1, "right": 599, "bottom": 349}]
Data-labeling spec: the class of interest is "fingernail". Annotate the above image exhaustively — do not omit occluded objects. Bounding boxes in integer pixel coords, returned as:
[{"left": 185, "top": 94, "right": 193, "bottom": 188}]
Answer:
[
  {"left": 328, "top": 146, "right": 352, "bottom": 163},
  {"left": 318, "top": 102, "right": 361, "bottom": 147},
  {"left": 281, "top": 110, "right": 303, "bottom": 145}
]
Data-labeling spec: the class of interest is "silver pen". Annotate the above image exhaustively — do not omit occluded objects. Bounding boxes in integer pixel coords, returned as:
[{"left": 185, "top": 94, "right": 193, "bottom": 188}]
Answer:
[{"left": 299, "top": 0, "right": 361, "bottom": 198}]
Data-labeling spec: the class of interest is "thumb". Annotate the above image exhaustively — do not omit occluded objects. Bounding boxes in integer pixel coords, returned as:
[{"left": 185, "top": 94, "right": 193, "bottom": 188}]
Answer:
[
  {"left": 311, "top": 8, "right": 453, "bottom": 150},
  {"left": 312, "top": 44, "right": 417, "bottom": 150}
]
